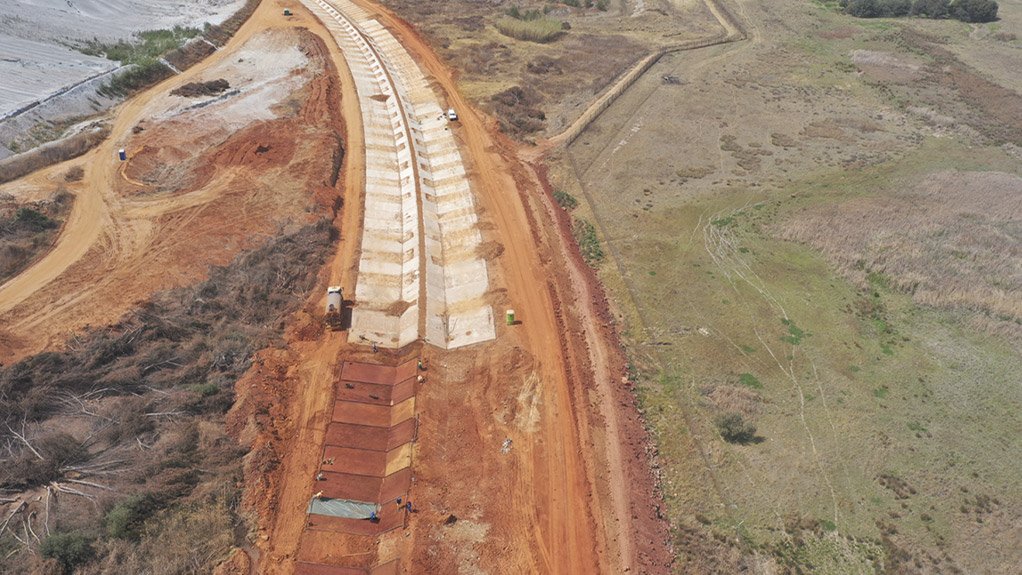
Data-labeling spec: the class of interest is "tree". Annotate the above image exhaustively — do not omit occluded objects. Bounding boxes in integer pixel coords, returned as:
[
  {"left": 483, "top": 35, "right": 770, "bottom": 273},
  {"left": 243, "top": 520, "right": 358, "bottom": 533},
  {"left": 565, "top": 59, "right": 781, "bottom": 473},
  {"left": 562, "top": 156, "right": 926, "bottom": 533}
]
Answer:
[
  {"left": 715, "top": 412, "right": 757, "bottom": 444},
  {"left": 911, "top": 0, "right": 950, "bottom": 17},
  {"left": 951, "top": 0, "right": 998, "bottom": 22},
  {"left": 40, "top": 533, "right": 95, "bottom": 574}
]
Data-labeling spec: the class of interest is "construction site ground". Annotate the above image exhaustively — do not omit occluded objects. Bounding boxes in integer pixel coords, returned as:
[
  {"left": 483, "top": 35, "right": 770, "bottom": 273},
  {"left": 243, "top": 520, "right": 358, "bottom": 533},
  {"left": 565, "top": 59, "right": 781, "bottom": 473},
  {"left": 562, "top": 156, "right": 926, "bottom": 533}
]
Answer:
[{"left": 0, "top": 0, "right": 670, "bottom": 573}]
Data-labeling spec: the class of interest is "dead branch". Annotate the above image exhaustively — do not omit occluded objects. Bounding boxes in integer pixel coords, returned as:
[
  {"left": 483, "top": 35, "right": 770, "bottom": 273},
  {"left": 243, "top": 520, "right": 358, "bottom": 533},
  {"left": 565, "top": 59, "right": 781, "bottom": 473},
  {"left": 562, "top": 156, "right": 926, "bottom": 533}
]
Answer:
[
  {"left": 51, "top": 483, "right": 98, "bottom": 507},
  {"left": 82, "top": 387, "right": 115, "bottom": 399},
  {"left": 26, "top": 512, "right": 39, "bottom": 543},
  {"left": 66, "top": 479, "right": 112, "bottom": 491},
  {"left": 145, "top": 411, "right": 185, "bottom": 417},
  {"left": 58, "top": 392, "right": 113, "bottom": 421},
  {"left": 6, "top": 424, "right": 43, "bottom": 461},
  {"left": 43, "top": 488, "right": 51, "bottom": 537},
  {"left": 63, "top": 459, "right": 127, "bottom": 473},
  {"left": 142, "top": 357, "right": 182, "bottom": 373},
  {"left": 0, "top": 501, "right": 25, "bottom": 537}
]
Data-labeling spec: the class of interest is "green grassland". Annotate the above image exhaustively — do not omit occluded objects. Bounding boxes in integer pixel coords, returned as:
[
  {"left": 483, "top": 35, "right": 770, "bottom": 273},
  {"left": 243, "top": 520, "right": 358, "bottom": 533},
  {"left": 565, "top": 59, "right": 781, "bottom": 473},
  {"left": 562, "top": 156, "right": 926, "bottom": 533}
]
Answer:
[
  {"left": 599, "top": 141, "right": 1021, "bottom": 571},
  {"left": 554, "top": 0, "right": 1022, "bottom": 566}
]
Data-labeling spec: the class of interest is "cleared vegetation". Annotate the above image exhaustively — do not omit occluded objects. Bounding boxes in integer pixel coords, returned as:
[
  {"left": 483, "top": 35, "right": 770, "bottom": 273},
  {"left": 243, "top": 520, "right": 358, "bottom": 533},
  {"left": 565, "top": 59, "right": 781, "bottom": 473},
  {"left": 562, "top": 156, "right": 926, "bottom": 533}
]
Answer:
[
  {"left": 0, "top": 220, "right": 336, "bottom": 573},
  {"left": 0, "top": 188, "right": 73, "bottom": 283},
  {"left": 0, "top": 126, "right": 110, "bottom": 185}
]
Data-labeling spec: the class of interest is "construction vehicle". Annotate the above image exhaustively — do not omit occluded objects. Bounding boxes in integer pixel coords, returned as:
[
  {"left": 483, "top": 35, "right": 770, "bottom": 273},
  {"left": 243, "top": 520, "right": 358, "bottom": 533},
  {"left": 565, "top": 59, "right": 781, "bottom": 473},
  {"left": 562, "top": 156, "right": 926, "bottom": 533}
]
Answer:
[{"left": 325, "top": 286, "right": 343, "bottom": 330}]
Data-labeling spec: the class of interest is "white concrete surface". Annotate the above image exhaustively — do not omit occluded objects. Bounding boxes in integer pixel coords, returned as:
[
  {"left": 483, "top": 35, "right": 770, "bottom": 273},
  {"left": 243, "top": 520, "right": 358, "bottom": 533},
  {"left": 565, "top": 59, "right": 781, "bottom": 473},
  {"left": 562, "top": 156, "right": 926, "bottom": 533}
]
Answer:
[{"left": 305, "top": 0, "right": 495, "bottom": 350}]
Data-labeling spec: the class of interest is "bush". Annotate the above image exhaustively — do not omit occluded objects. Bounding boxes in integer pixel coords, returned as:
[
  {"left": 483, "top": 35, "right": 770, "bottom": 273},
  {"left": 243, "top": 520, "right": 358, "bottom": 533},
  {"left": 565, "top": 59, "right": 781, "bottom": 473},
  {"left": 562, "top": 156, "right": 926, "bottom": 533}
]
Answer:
[
  {"left": 99, "top": 60, "right": 175, "bottom": 97},
  {"left": 12, "top": 207, "right": 57, "bottom": 232},
  {"left": 491, "top": 85, "right": 547, "bottom": 137},
  {"left": 715, "top": 412, "right": 757, "bottom": 444},
  {"left": 106, "top": 494, "right": 163, "bottom": 541},
  {"left": 572, "top": 217, "right": 604, "bottom": 265},
  {"left": 40, "top": 532, "right": 95, "bottom": 574},
  {"left": 553, "top": 190, "right": 578, "bottom": 210}
]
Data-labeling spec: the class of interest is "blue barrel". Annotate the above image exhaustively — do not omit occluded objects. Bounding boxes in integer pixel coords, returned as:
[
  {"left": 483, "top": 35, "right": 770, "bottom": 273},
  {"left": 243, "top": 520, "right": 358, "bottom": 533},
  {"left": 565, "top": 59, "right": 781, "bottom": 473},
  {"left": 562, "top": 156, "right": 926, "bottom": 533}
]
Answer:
[{"left": 118, "top": 149, "right": 126, "bottom": 161}]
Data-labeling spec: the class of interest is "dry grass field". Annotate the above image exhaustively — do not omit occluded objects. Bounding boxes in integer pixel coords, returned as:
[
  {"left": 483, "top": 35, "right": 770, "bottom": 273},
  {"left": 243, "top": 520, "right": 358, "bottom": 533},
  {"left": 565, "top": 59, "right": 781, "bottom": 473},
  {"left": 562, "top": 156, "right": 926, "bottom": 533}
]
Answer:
[
  {"left": 544, "top": 0, "right": 1022, "bottom": 571},
  {"left": 779, "top": 169, "right": 1022, "bottom": 339}
]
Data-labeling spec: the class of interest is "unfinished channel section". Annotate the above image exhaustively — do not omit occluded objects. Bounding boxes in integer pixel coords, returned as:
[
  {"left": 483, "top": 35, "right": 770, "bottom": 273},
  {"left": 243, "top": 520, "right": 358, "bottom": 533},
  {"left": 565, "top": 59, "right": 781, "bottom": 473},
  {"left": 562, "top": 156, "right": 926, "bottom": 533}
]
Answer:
[
  {"left": 295, "top": 359, "right": 418, "bottom": 574},
  {"left": 306, "top": 0, "right": 495, "bottom": 350}
]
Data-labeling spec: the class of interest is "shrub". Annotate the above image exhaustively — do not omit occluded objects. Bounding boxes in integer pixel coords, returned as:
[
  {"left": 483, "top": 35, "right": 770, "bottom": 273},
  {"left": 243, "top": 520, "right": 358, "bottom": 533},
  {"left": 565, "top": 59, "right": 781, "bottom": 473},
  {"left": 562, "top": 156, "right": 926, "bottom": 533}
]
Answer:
[
  {"left": 63, "top": 166, "right": 85, "bottom": 182},
  {"left": 99, "top": 61, "right": 175, "bottom": 97},
  {"left": 106, "top": 494, "right": 163, "bottom": 541},
  {"left": 553, "top": 190, "right": 579, "bottom": 210},
  {"left": 0, "top": 126, "right": 109, "bottom": 185},
  {"left": 715, "top": 412, "right": 757, "bottom": 444},
  {"left": 572, "top": 217, "right": 604, "bottom": 265},
  {"left": 12, "top": 207, "right": 57, "bottom": 232},
  {"left": 40, "top": 532, "right": 96, "bottom": 574},
  {"left": 490, "top": 86, "right": 547, "bottom": 137}
]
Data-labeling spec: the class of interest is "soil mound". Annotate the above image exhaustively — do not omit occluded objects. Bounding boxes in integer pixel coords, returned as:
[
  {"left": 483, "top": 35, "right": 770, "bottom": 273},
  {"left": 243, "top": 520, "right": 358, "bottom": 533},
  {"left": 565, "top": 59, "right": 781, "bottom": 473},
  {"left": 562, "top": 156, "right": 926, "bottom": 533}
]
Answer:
[{"left": 172, "top": 78, "right": 231, "bottom": 97}]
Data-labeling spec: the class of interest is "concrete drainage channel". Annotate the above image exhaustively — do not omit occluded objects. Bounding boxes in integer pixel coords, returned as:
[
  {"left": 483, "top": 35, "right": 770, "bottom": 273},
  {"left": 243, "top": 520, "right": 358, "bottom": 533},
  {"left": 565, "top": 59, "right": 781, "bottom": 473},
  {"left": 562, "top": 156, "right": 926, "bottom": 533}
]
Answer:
[{"left": 306, "top": 0, "right": 495, "bottom": 351}]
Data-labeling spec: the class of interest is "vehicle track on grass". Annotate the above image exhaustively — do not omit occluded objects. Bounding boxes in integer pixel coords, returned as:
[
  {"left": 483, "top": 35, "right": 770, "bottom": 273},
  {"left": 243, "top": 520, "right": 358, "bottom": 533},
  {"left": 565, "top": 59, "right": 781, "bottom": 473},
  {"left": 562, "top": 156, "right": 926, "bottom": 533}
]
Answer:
[{"left": 552, "top": 0, "right": 762, "bottom": 554}]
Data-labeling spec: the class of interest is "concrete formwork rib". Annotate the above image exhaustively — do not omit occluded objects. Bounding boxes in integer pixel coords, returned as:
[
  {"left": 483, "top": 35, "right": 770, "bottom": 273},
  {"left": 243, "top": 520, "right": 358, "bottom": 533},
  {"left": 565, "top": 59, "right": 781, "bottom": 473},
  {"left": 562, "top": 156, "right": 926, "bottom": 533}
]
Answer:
[
  {"left": 306, "top": 0, "right": 419, "bottom": 348},
  {"left": 306, "top": 0, "right": 495, "bottom": 349}
]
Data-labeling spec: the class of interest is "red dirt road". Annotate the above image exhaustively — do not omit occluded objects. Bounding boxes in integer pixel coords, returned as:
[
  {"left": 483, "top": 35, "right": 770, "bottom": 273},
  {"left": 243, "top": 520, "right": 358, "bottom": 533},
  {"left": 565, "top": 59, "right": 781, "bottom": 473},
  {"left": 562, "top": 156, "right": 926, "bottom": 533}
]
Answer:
[
  {"left": 355, "top": 6, "right": 669, "bottom": 574},
  {"left": 167, "top": 1, "right": 670, "bottom": 573}
]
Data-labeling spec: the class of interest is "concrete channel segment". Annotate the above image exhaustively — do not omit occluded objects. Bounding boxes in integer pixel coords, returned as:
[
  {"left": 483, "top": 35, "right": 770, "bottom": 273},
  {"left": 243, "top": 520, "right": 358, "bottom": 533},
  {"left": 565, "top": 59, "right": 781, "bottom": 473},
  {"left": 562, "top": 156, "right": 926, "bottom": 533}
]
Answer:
[{"left": 304, "top": 0, "right": 495, "bottom": 349}]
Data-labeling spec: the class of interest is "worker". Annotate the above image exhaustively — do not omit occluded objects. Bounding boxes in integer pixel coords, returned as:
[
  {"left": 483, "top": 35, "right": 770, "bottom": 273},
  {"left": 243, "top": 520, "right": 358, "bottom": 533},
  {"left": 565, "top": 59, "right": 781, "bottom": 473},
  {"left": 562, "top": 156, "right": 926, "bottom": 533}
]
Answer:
[
  {"left": 396, "top": 497, "right": 402, "bottom": 507},
  {"left": 372, "top": 342, "right": 379, "bottom": 353},
  {"left": 369, "top": 511, "right": 378, "bottom": 522},
  {"left": 405, "top": 501, "right": 413, "bottom": 513},
  {"left": 417, "top": 359, "right": 425, "bottom": 371}
]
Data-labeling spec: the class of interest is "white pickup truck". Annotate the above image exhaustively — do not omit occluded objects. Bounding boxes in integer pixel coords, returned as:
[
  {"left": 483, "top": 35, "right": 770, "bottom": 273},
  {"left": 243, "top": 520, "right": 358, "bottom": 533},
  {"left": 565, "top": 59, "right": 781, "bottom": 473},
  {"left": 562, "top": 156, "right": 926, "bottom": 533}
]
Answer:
[{"left": 447, "top": 108, "right": 458, "bottom": 121}]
